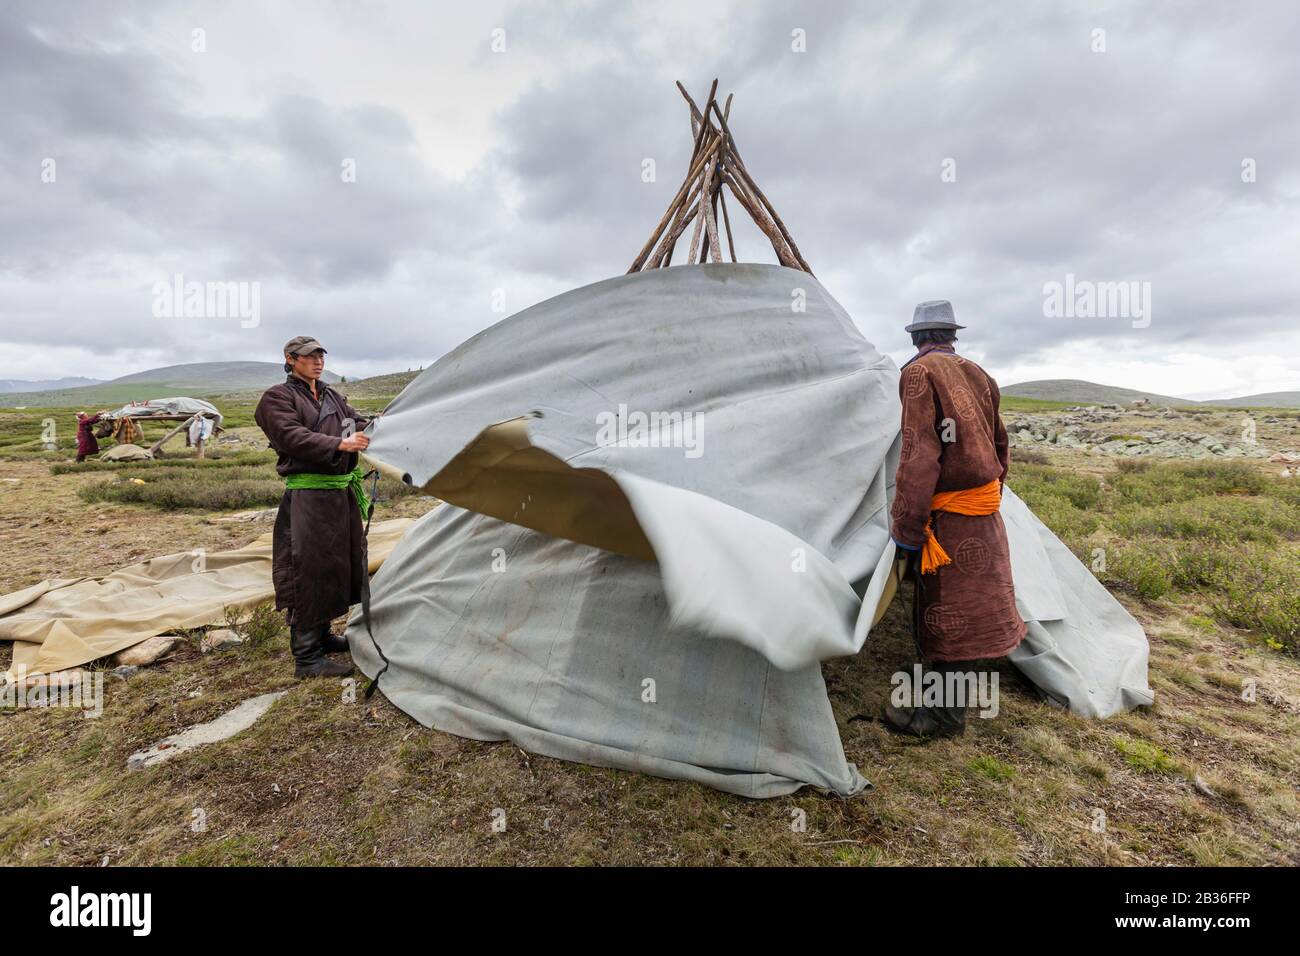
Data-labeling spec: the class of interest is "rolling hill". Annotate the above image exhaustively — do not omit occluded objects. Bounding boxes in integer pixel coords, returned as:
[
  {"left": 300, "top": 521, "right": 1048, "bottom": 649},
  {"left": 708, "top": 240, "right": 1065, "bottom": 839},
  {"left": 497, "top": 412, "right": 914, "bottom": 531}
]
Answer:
[
  {"left": 1002, "top": 379, "right": 1299, "bottom": 409},
  {"left": 1201, "top": 391, "right": 1300, "bottom": 409},
  {"left": 1, "top": 362, "right": 340, "bottom": 408},
  {"left": 1001, "top": 379, "right": 1193, "bottom": 406},
  {"left": 337, "top": 369, "right": 421, "bottom": 400},
  {"left": 0, "top": 376, "right": 104, "bottom": 394}
]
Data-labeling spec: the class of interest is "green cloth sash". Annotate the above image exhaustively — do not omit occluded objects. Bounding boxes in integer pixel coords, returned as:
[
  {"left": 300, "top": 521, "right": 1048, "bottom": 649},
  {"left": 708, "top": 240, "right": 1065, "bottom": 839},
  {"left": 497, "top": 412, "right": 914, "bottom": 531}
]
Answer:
[{"left": 285, "top": 465, "right": 372, "bottom": 518}]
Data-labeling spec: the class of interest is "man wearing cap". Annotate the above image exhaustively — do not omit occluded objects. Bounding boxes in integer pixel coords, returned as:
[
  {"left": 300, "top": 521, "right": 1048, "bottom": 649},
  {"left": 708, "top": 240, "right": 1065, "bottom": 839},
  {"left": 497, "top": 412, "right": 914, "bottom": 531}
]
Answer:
[
  {"left": 254, "top": 336, "right": 376, "bottom": 678},
  {"left": 884, "top": 301, "right": 1025, "bottom": 737}
]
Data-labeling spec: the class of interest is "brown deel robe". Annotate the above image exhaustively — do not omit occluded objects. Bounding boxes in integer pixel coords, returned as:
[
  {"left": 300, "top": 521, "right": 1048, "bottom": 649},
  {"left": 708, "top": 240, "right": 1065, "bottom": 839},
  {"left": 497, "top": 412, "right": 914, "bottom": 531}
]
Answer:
[
  {"left": 75, "top": 414, "right": 102, "bottom": 457},
  {"left": 889, "top": 347, "right": 1026, "bottom": 661},
  {"left": 254, "top": 376, "right": 373, "bottom": 628}
]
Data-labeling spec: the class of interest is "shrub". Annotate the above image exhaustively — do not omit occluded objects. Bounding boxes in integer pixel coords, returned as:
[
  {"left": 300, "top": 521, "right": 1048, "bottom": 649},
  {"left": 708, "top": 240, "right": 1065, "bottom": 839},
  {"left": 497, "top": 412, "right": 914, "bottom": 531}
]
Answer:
[
  {"left": 1108, "top": 460, "right": 1267, "bottom": 507},
  {"left": 223, "top": 602, "right": 285, "bottom": 649},
  {"left": 1006, "top": 463, "right": 1102, "bottom": 510},
  {"left": 51, "top": 451, "right": 275, "bottom": 475},
  {"left": 1010, "top": 446, "right": 1049, "bottom": 465},
  {"left": 1114, "top": 458, "right": 1152, "bottom": 474},
  {"left": 1023, "top": 495, "right": 1100, "bottom": 546},
  {"left": 1105, "top": 546, "right": 1174, "bottom": 601},
  {"left": 74, "top": 461, "right": 416, "bottom": 514},
  {"left": 1112, "top": 496, "right": 1300, "bottom": 545},
  {"left": 78, "top": 468, "right": 284, "bottom": 510},
  {"left": 1155, "top": 540, "right": 1300, "bottom": 653}
]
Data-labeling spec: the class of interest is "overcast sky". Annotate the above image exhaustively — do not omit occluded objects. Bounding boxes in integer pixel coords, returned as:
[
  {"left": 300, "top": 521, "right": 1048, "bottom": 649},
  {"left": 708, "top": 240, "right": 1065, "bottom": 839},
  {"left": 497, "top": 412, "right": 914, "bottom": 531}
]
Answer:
[{"left": 2, "top": 0, "right": 1297, "bottom": 399}]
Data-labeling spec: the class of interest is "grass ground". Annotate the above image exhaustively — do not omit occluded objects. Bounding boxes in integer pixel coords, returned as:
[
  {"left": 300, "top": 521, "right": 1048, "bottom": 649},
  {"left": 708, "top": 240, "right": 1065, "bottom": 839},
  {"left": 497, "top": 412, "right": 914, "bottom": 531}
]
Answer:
[{"left": 1, "top": 396, "right": 1297, "bottom": 866}]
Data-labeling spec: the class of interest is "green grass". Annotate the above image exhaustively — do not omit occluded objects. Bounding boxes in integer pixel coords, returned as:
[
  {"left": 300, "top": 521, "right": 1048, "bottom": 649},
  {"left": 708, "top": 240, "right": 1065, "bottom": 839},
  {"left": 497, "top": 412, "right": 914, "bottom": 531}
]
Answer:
[
  {"left": 1112, "top": 736, "right": 1178, "bottom": 774},
  {"left": 1007, "top": 459, "right": 1300, "bottom": 654},
  {"left": 1007, "top": 462, "right": 1102, "bottom": 510},
  {"left": 74, "top": 457, "right": 419, "bottom": 512},
  {"left": 1112, "top": 495, "right": 1300, "bottom": 544},
  {"left": 1000, "top": 396, "right": 1075, "bottom": 412},
  {"left": 50, "top": 450, "right": 276, "bottom": 474},
  {"left": 1107, "top": 460, "right": 1268, "bottom": 506},
  {"left": 78, "top": 468, "right": 285, "bottom": 510},
  {"left": 967, "top": 755, "right": 1016, "bottom": 781}
]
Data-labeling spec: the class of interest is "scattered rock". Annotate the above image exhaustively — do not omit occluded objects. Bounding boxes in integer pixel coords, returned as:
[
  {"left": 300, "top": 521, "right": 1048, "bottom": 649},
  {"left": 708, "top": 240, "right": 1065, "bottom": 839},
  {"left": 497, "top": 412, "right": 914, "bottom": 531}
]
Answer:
[
  {"left": 111, "top": 634, "right": 181, "bottom": 667},
  {"left": 111, "top": 665, "right": 139, "bottom": 679},
  {"left": 1006, "top": 408, "right": 1273, "bottom": 459},
  {"left": 127, "top": 691, "right": 286, "bottom": 770},
  {"left": 201, "top": 628, "right": 245, "bottom": 653}
]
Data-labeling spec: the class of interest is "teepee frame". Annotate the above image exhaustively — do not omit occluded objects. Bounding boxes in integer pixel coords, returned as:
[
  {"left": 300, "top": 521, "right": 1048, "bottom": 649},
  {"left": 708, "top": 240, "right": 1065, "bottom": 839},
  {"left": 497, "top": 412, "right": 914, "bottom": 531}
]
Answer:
[{"left": 627, "top": 80, "right": 814, "bottom": 276}]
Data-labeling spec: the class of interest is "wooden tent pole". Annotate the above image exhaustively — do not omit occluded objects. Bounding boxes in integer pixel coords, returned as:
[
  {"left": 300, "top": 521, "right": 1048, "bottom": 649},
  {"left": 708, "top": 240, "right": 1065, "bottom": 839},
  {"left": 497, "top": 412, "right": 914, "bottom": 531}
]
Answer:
[
  {"left": 698, "top": 156, "right": 723, "bottom": 262},
  {"left": 655, "top": 130, "right": 721, "bottom": 268},
  {"left": 722, "top": 173, "right": 798, "bottom": 268},
  {"left": 627, "top": 133, "right": 722, "bottom": 273},
  {"left": 148, "top": 414, "right": 198, "bottom": 458},
  {"left": 718, "top": 186, "right": 736, "bottom": 261},
  {"left": 655, "top": 195, "right": 703, "bottom": 266},
  {"left": 632, "top": 81, "right": 813, "bottom": 275},
  {"left": 707, "top": 99, "right": 813, "bottom": 275}
]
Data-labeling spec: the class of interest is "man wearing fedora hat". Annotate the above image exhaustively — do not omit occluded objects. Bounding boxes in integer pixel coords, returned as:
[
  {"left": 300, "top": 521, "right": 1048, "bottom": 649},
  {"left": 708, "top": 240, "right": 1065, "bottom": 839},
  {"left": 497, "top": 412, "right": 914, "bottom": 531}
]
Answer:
[
  {"left": 254, "top": 335, "right": 377, "bottom": 678},
  {"left": 884, "top": 301, "right": 1025, "bottom": 737}
]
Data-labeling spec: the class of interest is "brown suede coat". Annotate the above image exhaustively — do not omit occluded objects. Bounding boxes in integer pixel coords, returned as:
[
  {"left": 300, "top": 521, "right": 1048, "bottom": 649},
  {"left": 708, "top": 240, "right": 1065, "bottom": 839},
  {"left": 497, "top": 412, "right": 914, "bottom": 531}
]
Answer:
[
  {"left": 254, "top": 376, "right": 373, "bottom": 627},
  {"left": 889, "top": 346, "right": 1025, "bottom": 661}
]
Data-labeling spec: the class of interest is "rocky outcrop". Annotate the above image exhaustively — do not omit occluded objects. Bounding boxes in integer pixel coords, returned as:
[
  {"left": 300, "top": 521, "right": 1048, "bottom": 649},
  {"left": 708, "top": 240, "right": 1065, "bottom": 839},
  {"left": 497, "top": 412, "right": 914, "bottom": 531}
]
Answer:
[{"left": 1005, "top": 407, "right": 1276, "bottom": 459}]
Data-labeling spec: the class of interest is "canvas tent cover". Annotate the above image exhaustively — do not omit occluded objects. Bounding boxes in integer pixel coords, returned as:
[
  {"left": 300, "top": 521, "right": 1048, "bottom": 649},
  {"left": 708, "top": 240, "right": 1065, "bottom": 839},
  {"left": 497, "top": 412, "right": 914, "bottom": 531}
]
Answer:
[
  {"left": 106, "top": 397, "right": 223, "bottom": 427},
  {"left": 98, "top": 443, "right": 152, "bottom": 462},
  {"left": 1, "top": 520, "right": 413, "bottom": 680},
  {"left": 349, "top": 264, "right": 1152, "bottom": 797}
]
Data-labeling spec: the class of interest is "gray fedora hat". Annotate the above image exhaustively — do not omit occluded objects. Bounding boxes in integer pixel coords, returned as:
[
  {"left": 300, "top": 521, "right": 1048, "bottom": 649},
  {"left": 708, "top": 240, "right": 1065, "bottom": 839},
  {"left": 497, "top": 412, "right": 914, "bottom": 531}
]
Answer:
[{"left": 904, "top": 299, "right": 966, "bottom": 333}]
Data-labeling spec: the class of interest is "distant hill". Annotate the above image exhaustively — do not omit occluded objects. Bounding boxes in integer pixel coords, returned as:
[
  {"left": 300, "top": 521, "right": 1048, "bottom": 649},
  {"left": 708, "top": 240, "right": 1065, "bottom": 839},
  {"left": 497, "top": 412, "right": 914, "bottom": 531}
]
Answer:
[
  {"left": 0, "top": 376, "right": 104, "bottom": 394},
  {"left": 1, "top": 362, "right": 340, "bottom": 408},
  {"left": 1202, "top": 391, "right": 1300, "bottom": 409},
  {"left": 1003, "top": 379, "right": 1300, "bottom": 409},
  {"left": 1002, "top": 379, "right": 1193, "bottom": 406},
  {"left": 340, "top": 370, "right": 422, "bottom": 400}
]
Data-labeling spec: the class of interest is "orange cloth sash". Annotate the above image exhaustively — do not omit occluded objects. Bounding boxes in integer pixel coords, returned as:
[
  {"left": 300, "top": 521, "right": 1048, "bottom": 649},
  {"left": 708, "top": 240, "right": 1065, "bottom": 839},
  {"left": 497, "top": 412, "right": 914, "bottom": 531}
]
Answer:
[{"left": 920, "top": 478, "right": 1002, "bottom": 574}]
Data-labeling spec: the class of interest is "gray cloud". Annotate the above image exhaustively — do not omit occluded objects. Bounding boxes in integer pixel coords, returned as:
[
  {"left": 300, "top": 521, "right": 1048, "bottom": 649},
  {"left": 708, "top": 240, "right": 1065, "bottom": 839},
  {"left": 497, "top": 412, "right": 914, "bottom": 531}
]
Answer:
[{"left": 1, "top": 0, "right": 1296, "bottom": 396}]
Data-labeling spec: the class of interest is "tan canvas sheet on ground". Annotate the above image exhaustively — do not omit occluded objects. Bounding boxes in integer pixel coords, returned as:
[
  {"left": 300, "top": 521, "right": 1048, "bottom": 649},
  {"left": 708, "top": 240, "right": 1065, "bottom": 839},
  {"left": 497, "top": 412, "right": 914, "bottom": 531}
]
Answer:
[{"left": 0, "top": 518, "right": 413, "bottom": 680}]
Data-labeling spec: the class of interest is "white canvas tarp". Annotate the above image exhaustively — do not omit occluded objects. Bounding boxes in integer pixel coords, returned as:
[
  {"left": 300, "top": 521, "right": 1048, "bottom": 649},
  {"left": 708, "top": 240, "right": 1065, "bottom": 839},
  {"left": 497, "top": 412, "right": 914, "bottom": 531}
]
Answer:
[
  {"left": 349, "top": 263, "right": 1152, "bottom": 797},
  {"left": 106, "top": 397, "right": 223, "bottom": 427}
]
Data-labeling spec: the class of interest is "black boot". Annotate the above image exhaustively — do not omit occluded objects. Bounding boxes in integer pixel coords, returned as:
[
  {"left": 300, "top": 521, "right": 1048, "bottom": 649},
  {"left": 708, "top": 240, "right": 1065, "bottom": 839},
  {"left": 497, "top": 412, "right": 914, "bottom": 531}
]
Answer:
[
  {"left": 318, "top": 625, "right": 350, "bottom": 655},
  {"left": 882, "top": 662, "right": 971, "bottom": 739},
  {"left": 290, "top": 623, "right": 353, "bottom": 679}
]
